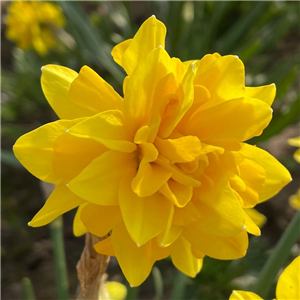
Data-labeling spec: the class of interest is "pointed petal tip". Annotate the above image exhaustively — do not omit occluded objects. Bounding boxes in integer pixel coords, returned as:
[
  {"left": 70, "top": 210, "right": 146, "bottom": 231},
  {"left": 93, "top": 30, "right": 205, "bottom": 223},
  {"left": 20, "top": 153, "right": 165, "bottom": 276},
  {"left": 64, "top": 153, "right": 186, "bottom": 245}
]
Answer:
[
  {"left": 242, "top": 225, "right": 247, "bottom": 230},
  {"left": 151, "top": 15, "right": 156, "bottom": 18}
]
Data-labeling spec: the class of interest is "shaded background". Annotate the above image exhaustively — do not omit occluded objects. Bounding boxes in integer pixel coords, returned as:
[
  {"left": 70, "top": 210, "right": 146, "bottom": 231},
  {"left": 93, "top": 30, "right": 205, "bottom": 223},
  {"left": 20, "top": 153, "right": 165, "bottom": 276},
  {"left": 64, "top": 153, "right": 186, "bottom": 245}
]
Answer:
[{"left": 1, "top": 1, "right": 299, "bottom": 299}]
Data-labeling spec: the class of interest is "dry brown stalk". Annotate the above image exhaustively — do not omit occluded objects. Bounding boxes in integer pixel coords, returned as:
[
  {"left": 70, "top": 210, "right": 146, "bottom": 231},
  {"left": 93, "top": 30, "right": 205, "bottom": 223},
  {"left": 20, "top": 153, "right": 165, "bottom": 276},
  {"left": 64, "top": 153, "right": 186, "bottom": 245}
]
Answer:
[{"left": 76, "top": 233, "right": 110, "bottom": 300}]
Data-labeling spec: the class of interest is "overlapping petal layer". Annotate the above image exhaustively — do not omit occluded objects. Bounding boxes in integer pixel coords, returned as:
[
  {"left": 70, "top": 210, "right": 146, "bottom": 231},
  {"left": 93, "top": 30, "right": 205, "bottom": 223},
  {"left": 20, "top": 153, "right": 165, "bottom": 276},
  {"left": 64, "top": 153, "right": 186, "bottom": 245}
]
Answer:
[{"left": 13, "top": 15, "right": 291, "bottom": 286}]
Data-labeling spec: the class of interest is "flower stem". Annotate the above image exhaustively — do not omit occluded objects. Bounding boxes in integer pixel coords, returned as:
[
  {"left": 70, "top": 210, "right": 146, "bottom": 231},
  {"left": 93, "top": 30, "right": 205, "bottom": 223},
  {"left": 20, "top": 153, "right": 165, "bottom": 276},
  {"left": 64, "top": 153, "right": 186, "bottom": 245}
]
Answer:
[
  {"left": 50, "top": 216, "right": 69, "bottom": 300},
  {"left": 21, "top": 277, "right": 36, "bottom": 300},
  {"left": 254, "top": 209, "right": 300, "bottom": 298}
]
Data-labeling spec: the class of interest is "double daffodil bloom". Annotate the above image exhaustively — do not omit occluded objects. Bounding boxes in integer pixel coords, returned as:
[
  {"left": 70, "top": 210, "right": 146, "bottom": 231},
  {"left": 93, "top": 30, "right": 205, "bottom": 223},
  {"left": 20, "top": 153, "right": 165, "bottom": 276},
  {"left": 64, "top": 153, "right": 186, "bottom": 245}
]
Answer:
[
  {"left": 230, "top": 256, "right": 300, "bottom": 300},
  {"left": 288, "top": 136, "right": 300, "bottom": 210},
  {"left": 13, "top": 16, "right": 291, "bottom": 286},
  {"left": 5, "top": 1, "right": 65, "bottom": 55}
]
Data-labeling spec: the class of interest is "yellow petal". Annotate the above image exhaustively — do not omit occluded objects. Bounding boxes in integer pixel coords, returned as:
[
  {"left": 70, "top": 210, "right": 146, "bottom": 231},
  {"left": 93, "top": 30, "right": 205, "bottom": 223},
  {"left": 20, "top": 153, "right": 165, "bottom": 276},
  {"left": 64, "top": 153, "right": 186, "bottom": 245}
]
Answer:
[
  {"left": 185, "top": 97, "right": 272, "bottom": 142},
  {"left": 53, "top": 132, "right": 107, "bottom": 182},
  {"left": 13, "top": 118, "right": 83, "bottom": 184},
  {"left": 123, "top": 47, "right": 173, "bottom": 134},
  {"left": 220, "top": 151, "right": 244, "bottom": 171},
  {"left": 29, "top": 184, "right": 85, "bottom": 227},
  {"left": 236, "top": 158, "right": 266, "bottom": 208},
  {"left": 245, "top": 208, "right": 267, "bottom": 229},
  {"left": 69, "top": 65, "right": 123, "bottom": 114},
  {"left": 114, "top": 16, "right": 166, "bottom": 75},
  {"left": 157, "top": 224, "right": 182, "bottom": 248},
  {"left": 245, "top": 83, "right": 276, "bottom": 106},
  {"left": 155, "top": 204, "right": 175, "bottom": 247},
  {"left": 240, "top": 144, "right": 292, "bottom": 202},
  {"left": 159, "top": 62, "right": 195, "bottom": 138},
  {"left": 73, "top": 204, "right": 88, "bottom": 237},
  {"left": 119, "top": 171, "right": 173, "bottom": 246},
  {"left": 94, "top": 236, "right": 115, "bottom": 256},
  {"left": 154, "top": 135, "right": 201, "bottom": 164},
  {"left": 191, "top": 247, "right": 205, "bottom": 259},
  {"left": 276, "top": 256, "right": 300, "bottom": 300},
  {"left": 229, "top": 290, "right": 263, "bottom": 300},
  {"left": 193, "top": 179, "right": 245, "bottom": 237},
  {"left": 178, "top": 84, "right": 211, "bottom": 129},
  {"left": 148, "top": 72, "right": 179, "bottom": 124},
  {"left": 192, "top": 53, "right": 221, "bottom": 72},
  {"left": 184, "top": 228, "right": 248, "bottom": 259},
  {"left": 111, "top": 39, "right": 132, "bottom": 66},
  {"left": 41, "top": 65, "right": 94, "bottom": 119},
  {"left": 68, "top": 151, "right": 137, "bottom": 205},
  {"left": 112, "top": 223, "right": 155, "bottom": 287},
  {"left": 194, "top": 55, "right": 245, "bottom": 109},
  {"left": 243, "top": 210, "right": 261, "bottom": 236},
  {"left": 131, "top": 143, "right": 171, "bottom": 197},
  {"left": 132, "top": 161, "right": 172, "bottom": 197},
  {"left": 173, "top": 202, "right": 200, "bottom": 226},
  {"left": 80, "top": 203, "right": 121, "bottom": 237},
  {"left": 170, "top": 235, "right": 203, "bottom": 277},
  {"left": 156, "top": 156, "right": 201, "bottom": 187},
  {"left": 159, "top": 180, "right": 193, "bottom": 208},
  {"left": 68, "top": 110, "right": 137, "bottom": 153},
  {"left": 150, "top": 239, "right": 171, "bottom": 260}
]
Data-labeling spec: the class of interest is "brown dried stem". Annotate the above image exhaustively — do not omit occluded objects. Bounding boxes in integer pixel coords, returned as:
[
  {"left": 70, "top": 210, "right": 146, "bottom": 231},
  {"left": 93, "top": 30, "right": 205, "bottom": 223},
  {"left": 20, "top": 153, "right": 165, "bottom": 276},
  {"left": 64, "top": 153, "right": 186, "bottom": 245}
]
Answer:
[{"left": 76, "top": 233, "right": 110, "bottom": 300}]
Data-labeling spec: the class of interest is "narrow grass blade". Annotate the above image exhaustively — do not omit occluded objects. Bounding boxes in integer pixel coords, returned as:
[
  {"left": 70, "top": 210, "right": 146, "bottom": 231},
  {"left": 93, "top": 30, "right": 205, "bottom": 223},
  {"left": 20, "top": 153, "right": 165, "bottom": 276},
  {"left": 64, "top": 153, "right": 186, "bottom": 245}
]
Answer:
[
  {"left": 50, "top": 216, "right": 69, "bottom": 300},
  {"left": 169, "top": 271, "right": 189, "bottom": 300},
  {"left": 216, "top": 2, "right": 268, "bottom": 54},
  {"left": 152, "top": 266, "right": 164, "bottom": 300},
  {"left": 254, "top": 210, "right": 300, "bottom": 298},
  {"left": 59, "top": 2, "right": 124, "bottom": 84},
  {"left": 21, "top": 277, "right": 36, "bottom": 300}
]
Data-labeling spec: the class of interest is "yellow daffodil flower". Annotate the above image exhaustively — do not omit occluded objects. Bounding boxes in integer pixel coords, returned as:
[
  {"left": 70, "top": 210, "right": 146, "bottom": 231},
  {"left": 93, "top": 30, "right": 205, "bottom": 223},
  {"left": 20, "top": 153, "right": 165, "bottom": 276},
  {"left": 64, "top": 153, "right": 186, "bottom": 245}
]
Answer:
[
  {"left": 288, "top": 136, "right": 300, "bottom": 210},
  {"left": 13, "top": 16, "right": 292, "bottom": 286},
  {"left": 5, "top": 1, "right": 65, "bottom": 55},
  {"left": 230, "top": 256, "right": 300, "bottom": 300}
]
